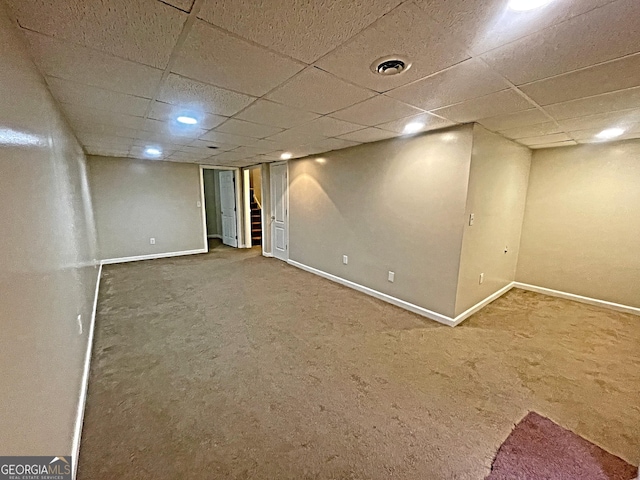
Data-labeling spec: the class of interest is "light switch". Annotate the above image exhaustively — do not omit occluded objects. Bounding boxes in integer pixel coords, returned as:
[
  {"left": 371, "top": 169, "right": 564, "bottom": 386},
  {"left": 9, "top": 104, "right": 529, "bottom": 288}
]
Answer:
[
  {"left": 388, "top": 271, "right": 395, "bottom": 282},
  {"left": 343, "top": 255, "right": 348, "bottom": 265},
  {"left": 469, "top": 213, "right": 475, "bottom": 226}
]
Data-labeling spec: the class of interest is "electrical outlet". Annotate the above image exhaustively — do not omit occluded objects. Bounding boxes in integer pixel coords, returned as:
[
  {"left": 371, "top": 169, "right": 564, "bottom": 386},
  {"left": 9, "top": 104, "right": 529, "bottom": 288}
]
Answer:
[
  {"left": 479, "top": 273, "right": 484, "bottom": 284},
  {"left": 469, "top": 213, "right": 475, "bottom": 226},
  {"left": 343, "top": 255, "right": 348, "bottom": 265},
  {"left": 388, "top": 271, "right": 395, "bottom": 283},
  {"left": 504, "top": 245, "right": 508, "bottom": 254},
  {"left": 196, "top": 200, "right": 202, "bottom": 208},
  {"left": 150, "top": 238, "right": 156, "bottom": 245}
]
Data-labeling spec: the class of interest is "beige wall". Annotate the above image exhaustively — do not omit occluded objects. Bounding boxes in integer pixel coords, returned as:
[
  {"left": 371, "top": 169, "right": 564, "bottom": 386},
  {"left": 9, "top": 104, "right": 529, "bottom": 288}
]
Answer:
[
  {"left": 517, "top": 140, "right": 640, "bottom": 308},
  {"left": 455, "top": 125, "right": 531, "bottom": 316},
  {"left": 289, "top": 125, "right": 474, "bottom": 318},
  {"left": 0, "top": 4, "right": 99, "bottom": 456},
  {"left": 88, "top": 157, "right": 206, "bottom": 260}
]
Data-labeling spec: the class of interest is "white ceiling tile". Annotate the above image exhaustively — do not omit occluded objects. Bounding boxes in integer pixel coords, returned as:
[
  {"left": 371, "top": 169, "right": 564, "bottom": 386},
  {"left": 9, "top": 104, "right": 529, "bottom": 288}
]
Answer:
[
  {"left": 481, "top": 0, "right": 640, "bottom": 84},
  {"left": 286, "top": 117, "right": 364, "bottom": 137},
  {"left": 477, "top": 108, "right": 550, "bottom": 131},
  {"left": 264, "top": 127, "right": 326, "bottom": 146},
  {"left": 76, "top": 132, "right": 133, "bottom": 148},
  {"left": 528, "top": 140, "right": 578, "bottom": 149},
  {"left": 232, "top": 146, "right": 278, "bottom": 157},
  {"left": 415, "top": 0, "right": 614, "bottom": 55},
  {"left": 215, "top": 119, "right": 284, "bottom": 139},
  {"left": 160, "top": 0, "right": 195, "bottom": 12},
  {"left": 210, "top": 151, "right": 250, "bottom": 163},
  {"left": 6, "top": 0, "right": 187, "bottom": 68},
  {"left": 314, "top": 2, "right": 469, "bottom": 92},
  {"left": 172, "top": 20, "right": 304, "bottom": 96},
  {"left": 330, "top": 95, "right": 424, "bottom": 127},
  {"left": 376, "top": 113, "right": 455, "bottom": 134},
  {"left": 386, "top": 58, "right": 510, "bottom": 111},
  {"left": 556, "top": 108, "right": 640, "bottom": 132},
  {"left": 234, "top": 99, "right": 320, "bottom": 129},
  {"left": 545, "top": 86, "right": 640, "bottom": 120},
  {"left": 25, "top": 31, "right": 164, "bottom": 99},
  {"left": 47, "top": 77, "right": 150, "bottom": 116},
  {"left": 129, "top": 145, "right": 176, "bottom": 160},
  {"left": 307, "top": 137, "right": 361, "bottom": 153},
  {"left": 199, "top": 130, "right": 260, "bottom": 147},
  {"left": 265, "top": 67, "right": 376, "bottom": 115},
  {"left": 433, "top": 89, "right": 533, "bottom": 124},
  {"left": 135, "top": 129, "right": 194, "bottom": 146},
  {"left": 569, "top": 125, "right": 640, "bottom": 142},
  {"left": 72, "top": 122, "right": 140, "bottom": 139},
  {"left": 197, "top": 0, "right": 403, "bottom": 63},
  {"left": 518, "top": 133, "right": 573, "bottom": 146},
  {"left": 188, "top": 139, "right": 238, "bottom": 151},
  {"left": 147, "top": 101, "right": 228, "bottom": 130},
  {"left": 84, "top": 145, "right": 132, "bottom": 157},
  {"left": 520, "top": 53, "right": 640, "bottom": 106},
  {"left": 141, "top": 118, "right": 207, "bottom": 140},
  {"left": 60, "top": 103, "right": 145, "bottom": 131},
  {"left": 335, "top": 128, "right": 398, "bottom": 143},
  {"left": 157, "top": 74, "right": 255, "bottom": 116},
  {"left": 498, "top": 122, "right": 562, "bottom": 140}
]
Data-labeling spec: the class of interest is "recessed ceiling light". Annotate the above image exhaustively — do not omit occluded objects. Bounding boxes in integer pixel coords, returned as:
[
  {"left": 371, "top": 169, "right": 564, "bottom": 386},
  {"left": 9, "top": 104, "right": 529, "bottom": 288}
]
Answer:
[
  {"left": 508, "top": 0, "right": 554, "bottom": 11},
  {"left": 595, "top": 127, "right": 625, "bottom": 140},
  {"left": 144, "top": 147, "right": 162, "bottom": 157},
  {"left": 176, "top": 115, "right": 198, "bottom": 125},
  {"left": 403, "top": 122, "right": 425, "bottom": 135},
  {"left": 280, "top": 152, "right": 293, "bottom": 160}
]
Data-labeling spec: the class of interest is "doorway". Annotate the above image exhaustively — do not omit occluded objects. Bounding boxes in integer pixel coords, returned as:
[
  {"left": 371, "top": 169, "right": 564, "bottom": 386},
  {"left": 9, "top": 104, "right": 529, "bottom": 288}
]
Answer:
[
  {"left": 243, "top": 166, "right": 263, "bottom": 248},
  {"left": 270, "top": 162, "right": 288, "bottom": 261},
  {"left": 200, "top": 166, "right": 243, "bottom": 249}
]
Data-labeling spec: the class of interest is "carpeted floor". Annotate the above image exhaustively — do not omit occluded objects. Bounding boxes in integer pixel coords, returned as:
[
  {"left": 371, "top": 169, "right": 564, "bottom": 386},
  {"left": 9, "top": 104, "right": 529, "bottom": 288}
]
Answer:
[{"left": 78, "top": 243, "right": 640, "bottom": 479}]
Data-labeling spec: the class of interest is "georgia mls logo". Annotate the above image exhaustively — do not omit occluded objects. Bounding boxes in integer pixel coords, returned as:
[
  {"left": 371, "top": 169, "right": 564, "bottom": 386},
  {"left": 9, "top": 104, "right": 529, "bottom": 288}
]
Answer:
[{"left": 0, "top": 456, "right": 72, "bottom": 480}]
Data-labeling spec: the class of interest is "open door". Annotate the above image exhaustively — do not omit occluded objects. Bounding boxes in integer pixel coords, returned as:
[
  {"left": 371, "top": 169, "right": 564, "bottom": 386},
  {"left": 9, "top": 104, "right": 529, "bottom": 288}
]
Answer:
[
  {"left": 219, "top": 170, "right": 238, "bottom": 247},
  {"left": 270, "top": 163, "right": 288, "bottom": 261}
]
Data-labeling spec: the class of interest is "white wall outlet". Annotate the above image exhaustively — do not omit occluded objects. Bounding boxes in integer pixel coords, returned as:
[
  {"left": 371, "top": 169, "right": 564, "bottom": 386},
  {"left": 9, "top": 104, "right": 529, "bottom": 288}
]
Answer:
[
  {"left": 196, "top": 200, "right": 202, "bottom": 208},
  {"left": 150, "top": 237, "right": 156, "bottom": 245},
  {"left": 388, "top": 271, "right": 395, "bottom": 282},
  {"left": 479, "top": 273, "right": 484, "bottom": 284},
  {"left": 342, "top": 255, "right": 348, "bottom": 265},
  {"left": 469, "top": 213, "right": 475, "bottom": 226}
]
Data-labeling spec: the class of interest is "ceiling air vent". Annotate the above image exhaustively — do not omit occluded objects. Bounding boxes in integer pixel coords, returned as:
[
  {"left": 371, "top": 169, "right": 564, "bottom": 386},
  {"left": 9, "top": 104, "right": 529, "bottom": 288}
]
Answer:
[{"left": 371, "top": 56, "right": 411, "bottom": 76}]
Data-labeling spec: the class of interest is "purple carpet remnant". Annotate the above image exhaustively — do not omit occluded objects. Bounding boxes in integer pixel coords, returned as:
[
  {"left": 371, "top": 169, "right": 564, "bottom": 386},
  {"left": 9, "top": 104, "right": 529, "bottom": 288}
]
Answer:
[{"left": 487, "top": 411, "right": 638, "bottom": 480}]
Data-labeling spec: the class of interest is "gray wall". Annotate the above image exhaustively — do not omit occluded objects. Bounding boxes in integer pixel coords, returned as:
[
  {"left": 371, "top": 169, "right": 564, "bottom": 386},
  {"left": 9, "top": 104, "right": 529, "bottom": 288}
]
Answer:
[
  {"left": 455, "top": 125, "right": 531, "bottom": 316},
  {"left": 88, "top": 156, "right": 206, "bottom": 260},
  {"left": 0, "top": 4, "right": 99, "bottom": 456},
  {"left": 203, "top": 168, "right": 222, "bottom": 237},
  {"left": 288, "top": 125, "right": 474, "bottom": 318},
  {"left": 517, "top": 140, "right": 640, "bottom": 307}
]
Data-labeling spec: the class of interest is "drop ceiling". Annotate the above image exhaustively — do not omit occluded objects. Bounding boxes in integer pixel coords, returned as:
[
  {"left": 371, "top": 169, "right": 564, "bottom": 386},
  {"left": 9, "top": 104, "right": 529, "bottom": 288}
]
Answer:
[{"left": 5, "top": 0, "right": 640, "bottom": 167}]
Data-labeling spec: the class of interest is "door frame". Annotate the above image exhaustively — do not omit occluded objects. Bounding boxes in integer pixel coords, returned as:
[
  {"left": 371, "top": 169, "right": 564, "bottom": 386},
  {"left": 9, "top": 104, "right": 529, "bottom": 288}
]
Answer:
[
  {"left": 199, "top": 165, "right": 246, "bottom": 249},
  {"left": 242, "top": 165, "right": 264, "bottom": 250},
  {"left": 268, "top": 161, "right": 289, "bottom": 261}
]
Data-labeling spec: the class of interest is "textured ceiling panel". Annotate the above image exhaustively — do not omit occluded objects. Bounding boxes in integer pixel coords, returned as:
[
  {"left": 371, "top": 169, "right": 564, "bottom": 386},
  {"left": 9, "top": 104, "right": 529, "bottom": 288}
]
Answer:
[
  {"left": 544, "top": 86, "right": 640, "bottom": 120},
  {"left": 214, "top": 119, "right": 285, "bottom": 139},
  {"left": 330, "top": 95, "right": 424, "bottom": 127},
  {"left": 386, "top": 58, "right": 509, "bottom": 111},
  {"left": 157, "top": 74, "right": 255, "bottom": 116},
  {"left": 498, "top": 122, "right": 562, "bottom": 140},
  {"left": 314, "top": 2, "right": 469, "bottom": 92},
  {"left": 197, "top": 0, "right": 403, "bottom": 63},
  {"left": 265, "top": 67, "right": 376, "bottom": 114},
  {"left": 335, "top": 128, "right": 397, "bottom": 143},
  {"left": 433, "top": 89, "right": 533, "bottom": 124},
  {"left": 234, "top": 99, "right": 320, "bottom": 129},
  {"left": 520, "top": 53, "right": 640, "bottom": 106},
  {"left": 172, "top": 20, "right": 304, "bottom": 96},
  {"left": 160, "top": 0, "right": 195, "bottom": 13},
  {"left": 24, "top": 31, "right": 164, "bottom": 98},
  {"left": 147, "top": 101, "right": 228, "bottom": 130},
  {"left": 476, "top": 108, "right": 550, "bottom": 131},
  {"left": 481, "top": 0, "right": 640, "bottom": 85},
  {"left": 5, "top": 0, "right": 187, "bottom": 68},
  {"left": 376, "top": 113, "right": 455, "bottom": 134},
  {"left": 414, "top": 0, "right": 615, "bottom": 55},
  {"left": 47, "top": 77, "right": 150, "bottom": 117}
]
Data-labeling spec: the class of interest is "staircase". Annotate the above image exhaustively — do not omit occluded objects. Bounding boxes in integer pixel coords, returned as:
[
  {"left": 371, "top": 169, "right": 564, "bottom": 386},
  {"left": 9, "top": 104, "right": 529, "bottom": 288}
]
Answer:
[{"left": 250, "top": 188, "right": 262, "bottom": 246}]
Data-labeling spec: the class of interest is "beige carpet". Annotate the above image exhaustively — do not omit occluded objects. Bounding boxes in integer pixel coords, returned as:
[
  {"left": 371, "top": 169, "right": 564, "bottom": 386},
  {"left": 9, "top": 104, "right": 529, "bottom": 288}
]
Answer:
[{"left": 78, "top": 243, "right": 640, "bottom": 479}]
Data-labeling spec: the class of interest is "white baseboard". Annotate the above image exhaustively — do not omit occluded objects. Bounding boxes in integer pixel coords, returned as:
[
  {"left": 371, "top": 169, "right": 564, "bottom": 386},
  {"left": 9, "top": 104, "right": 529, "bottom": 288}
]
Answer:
[
  {"left": 71, "top": 263, "right": 102, "bottom": 479},
  {"left": 513, "top": 282, "right": 640, "bottom": 316},
  {"left": 262, "top": 252, "right": 274, "bottom": 258},
  {"left": 207, "top": 234, "right": 222, "bottom": 239},
  {"left": 287, "top": 260, "right": 514, "bottom": 326},
  {"left": 452, "top": 282, "right": 516, "bottom": 326},
  {"left": 101, "top": 248, "right": 207, "bottom": 265}
]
